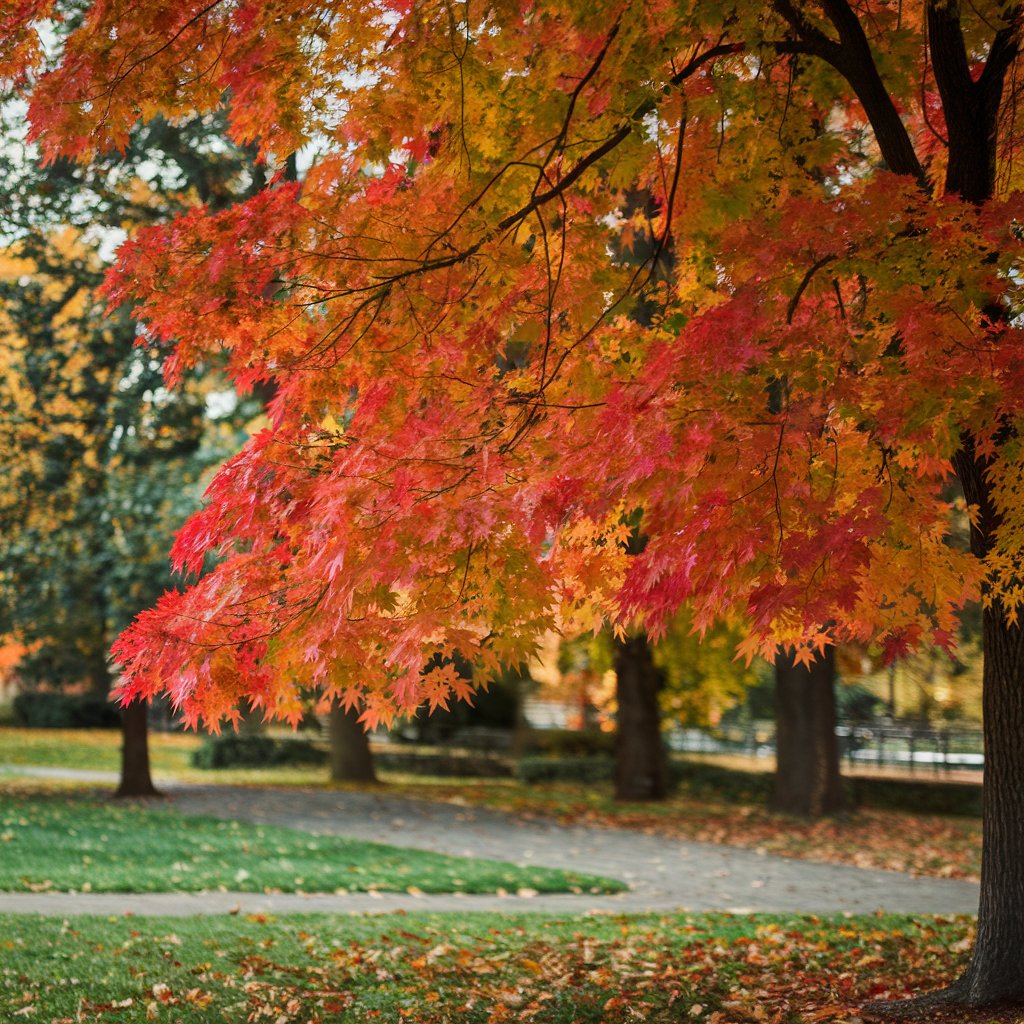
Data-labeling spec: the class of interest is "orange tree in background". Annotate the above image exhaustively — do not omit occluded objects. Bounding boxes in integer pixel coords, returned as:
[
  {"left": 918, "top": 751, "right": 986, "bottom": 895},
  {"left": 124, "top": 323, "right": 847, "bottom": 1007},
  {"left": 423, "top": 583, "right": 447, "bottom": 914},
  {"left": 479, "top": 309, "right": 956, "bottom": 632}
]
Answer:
[
  {"left": 6, "top": 0, "right": 1024, "bottom": 1011},
  {"left": 0, "top": 103, "right": 258, "bottom": 794}
]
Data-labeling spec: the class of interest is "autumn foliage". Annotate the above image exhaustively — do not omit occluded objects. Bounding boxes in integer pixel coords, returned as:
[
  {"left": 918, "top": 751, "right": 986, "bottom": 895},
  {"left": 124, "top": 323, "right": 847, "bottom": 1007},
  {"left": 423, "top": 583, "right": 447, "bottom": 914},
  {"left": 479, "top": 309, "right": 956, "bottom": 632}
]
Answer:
[{"left": 4, "top": 5, "right": 1022, "bottom": 737}]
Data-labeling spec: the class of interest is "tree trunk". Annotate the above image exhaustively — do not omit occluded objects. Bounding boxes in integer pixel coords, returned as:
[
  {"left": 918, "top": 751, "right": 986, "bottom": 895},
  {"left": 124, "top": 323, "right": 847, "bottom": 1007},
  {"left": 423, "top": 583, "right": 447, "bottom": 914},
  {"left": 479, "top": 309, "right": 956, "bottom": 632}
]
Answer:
[
  {"left": 948, "top": 608, "right": 1024, "bottom": 1003},
  {"left": 771, "top": 646, "right": 845, "bottom": 817},
  {"left": 114, "top": 699, "right": 161, "bottom": 798},
  {"left": 932, "top": 447, "right": 1024, "bottom": 1006},
  {"left": 328, "top": 700, "right": 376, "bottom": 782},
  {"left": 613, "top": 633, "right": 667, "bottom": 801}
]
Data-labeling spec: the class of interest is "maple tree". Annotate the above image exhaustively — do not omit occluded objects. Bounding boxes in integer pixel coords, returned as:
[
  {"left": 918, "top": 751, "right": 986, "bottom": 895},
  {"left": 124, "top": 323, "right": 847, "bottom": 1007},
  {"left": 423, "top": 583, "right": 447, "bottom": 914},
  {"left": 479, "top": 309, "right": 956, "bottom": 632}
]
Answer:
[{"left": 7, "top": 0, "right": 1024, "bottom": 1011}]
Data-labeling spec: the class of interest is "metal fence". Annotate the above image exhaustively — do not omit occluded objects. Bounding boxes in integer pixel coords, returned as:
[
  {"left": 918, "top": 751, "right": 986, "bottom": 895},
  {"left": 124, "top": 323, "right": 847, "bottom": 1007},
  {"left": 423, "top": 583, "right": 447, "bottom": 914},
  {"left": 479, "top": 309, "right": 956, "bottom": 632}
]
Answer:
[
  {"left": 666, "top": 721, "right": 984, "bottom": 773},
  {"left": 837, "top": 723, "right": 983, "bottom": 773}
]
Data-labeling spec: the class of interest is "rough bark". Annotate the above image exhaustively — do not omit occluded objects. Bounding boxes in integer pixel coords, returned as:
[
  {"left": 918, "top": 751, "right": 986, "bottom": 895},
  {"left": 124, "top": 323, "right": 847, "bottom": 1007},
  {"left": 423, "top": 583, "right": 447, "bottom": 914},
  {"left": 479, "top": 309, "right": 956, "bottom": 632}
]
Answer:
[
  {"left": 328, "top": 700, "right": 377, "bottom": 783},
  {"left": 933, "top": 13, "right": 1024, "bottom": 1001},
  {"left": 941, "top": 447, "right": 1024, "bottom": 1004},
  {"left": 613, "top": 633, "right": 667, "bottom": 801},
  {"left": 771, "top": 646, "right": 845, "bottom": 817},
  {"left": 114, "top": 699, "right": 161, "bottom": 798},
  {"left": 949, "top": 606, "right": 1024, "bottom": 1003},
  {"left": 869, "top": 457, "right": 1024, "bottom": 1016}
]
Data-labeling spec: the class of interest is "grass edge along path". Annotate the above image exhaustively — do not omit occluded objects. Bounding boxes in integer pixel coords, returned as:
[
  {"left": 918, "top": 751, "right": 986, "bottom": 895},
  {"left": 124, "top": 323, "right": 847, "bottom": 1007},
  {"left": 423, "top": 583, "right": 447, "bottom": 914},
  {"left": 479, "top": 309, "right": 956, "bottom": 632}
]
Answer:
[
  {"left": 0, "top": 727, "right": 984, "bottom": 883},
  {"left": 0, "top": 911, "right": 1004, "bottom": 1024},
  {"left": 0, "top": 791, "right": 622, "bottom": 896}
]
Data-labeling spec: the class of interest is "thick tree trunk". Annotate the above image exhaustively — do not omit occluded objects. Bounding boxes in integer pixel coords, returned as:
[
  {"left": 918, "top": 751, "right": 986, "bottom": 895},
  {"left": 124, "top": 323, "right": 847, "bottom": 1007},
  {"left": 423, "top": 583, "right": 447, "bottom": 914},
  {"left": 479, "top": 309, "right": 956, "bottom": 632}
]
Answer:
[
  {"left": 328, "top": 700, "right": 376, "bottom": 783},
  {"left": 114, "top": 700, "right": 161, "bottom": 798},
  {"left": 613, "top": 634, "right": 667, "bottom": 801},
  {"left": 938, "top": 449, "right": 1024, "bottom": 1005},
  {"left": 869, "top": 450, "right": 1024, "bottom": 1017},
  {"left": 867, "top": 609, "right": 1024, "bottom": 1019},
  {"left": 771, "top": 647, "right": 845, "bottom": 817},
  {"left": 949, "top": 608, "right": 1024, "bottom": 1003}
]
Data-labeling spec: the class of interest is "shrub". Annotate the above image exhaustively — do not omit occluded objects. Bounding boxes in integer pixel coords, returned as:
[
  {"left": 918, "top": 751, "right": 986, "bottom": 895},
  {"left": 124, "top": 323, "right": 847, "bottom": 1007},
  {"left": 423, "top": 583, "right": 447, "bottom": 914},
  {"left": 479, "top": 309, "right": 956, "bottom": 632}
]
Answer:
[
  {"left": 12, "top": 691, "right": 120, "bottom": 729},
  {"left": 668, "top": 759, "right": 982, "bottom": 816},
  {"left": 376, "top": 751, "right": 513, "bottom": 778},
  {"left": 520, "top": 729, "right": 616, "bottom": 757},
  {"left": 515, "top": 756, "right": 615, "bottom": 784},
  {"left": 669, "top": 760, "right": 775, "bottom": 802},
  {"left": 191, "top": 733, "right": 327, "bottom": 769},
  {"left": 849, "top": 776, "right": 981, "bottom": 817}
]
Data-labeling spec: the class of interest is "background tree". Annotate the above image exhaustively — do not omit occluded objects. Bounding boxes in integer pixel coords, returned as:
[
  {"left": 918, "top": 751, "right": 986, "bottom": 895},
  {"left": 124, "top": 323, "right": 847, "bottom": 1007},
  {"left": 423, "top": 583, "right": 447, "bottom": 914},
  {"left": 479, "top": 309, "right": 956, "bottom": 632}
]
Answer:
[
  {"left": 0, "top": 106, "right": 255, "bottom": 795},
  {"left": 327, "top": 700, "right": 376, "bottom": 783},
  {"left": 583, "top": 614, "right": 759, "bottom": 800},
  {"left": 8, "top": 0, "right": 1024, "bottom": 1012},
  {"left": 0, "top": 228, "right": 247, "bottom": 794},
  {"left": 652, "top": 618, "right": 761, "bottom": 731},
  {"left": 771, "top": 647, "right": 845, "bottom": 817},
  {"left": 609, "top": 633, "right": 666, "bottom": 800}
]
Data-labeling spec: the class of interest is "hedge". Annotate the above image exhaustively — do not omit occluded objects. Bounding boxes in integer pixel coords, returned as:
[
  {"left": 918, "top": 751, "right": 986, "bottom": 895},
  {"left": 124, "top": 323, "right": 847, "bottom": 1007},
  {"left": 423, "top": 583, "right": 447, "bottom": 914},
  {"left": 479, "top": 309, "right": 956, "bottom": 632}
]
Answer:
[
  {"left": 515, "top": 755, "right": 982, "bottom": 816},
  {"left": 191, "top": 733, "right": 328, "bottom": 769},
  {"left": 375, "top": 751, "right": 513, "bottom": 778},
  {"left": 12, "top": 692, "right": 120, "bottom": 729}
]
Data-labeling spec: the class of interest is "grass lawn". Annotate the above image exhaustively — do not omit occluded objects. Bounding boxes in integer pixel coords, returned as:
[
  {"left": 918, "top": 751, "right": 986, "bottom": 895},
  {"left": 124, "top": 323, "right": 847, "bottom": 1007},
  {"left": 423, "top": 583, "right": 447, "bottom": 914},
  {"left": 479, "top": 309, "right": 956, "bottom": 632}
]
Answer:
[
  {"left": 0, "top": 790, "right": 621, "bottom": 896},
  {"left": 0, "top": 911, "right": 988, "bottom": 1024},
  {"left": 0, "top": 728, "right": 200, "bottom": 775},
  {"left": 0, "top": 728, "right": 333, "bottom": 787}
]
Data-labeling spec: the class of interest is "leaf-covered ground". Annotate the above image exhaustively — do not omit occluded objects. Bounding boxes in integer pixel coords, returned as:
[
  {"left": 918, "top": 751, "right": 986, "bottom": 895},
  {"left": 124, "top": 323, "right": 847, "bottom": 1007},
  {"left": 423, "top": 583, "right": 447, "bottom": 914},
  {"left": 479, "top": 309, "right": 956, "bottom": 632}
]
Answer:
[
  {"left": 1, "top": 911, "right": 1006, "bottom": 1024},
  {"left": 395, "top": 781, "right": 982, "bottom": 882},
  {"left": 0, "top": 791, "right": 620, "bottom": 895}
]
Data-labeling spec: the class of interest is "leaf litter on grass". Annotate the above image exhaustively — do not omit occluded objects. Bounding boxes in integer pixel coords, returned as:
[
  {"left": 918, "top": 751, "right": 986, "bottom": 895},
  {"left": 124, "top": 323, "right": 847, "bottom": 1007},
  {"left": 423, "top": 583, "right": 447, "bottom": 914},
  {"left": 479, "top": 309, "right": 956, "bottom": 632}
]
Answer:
[{"left": 0, "top": 912, "right": 1004, "bottom": 1024}]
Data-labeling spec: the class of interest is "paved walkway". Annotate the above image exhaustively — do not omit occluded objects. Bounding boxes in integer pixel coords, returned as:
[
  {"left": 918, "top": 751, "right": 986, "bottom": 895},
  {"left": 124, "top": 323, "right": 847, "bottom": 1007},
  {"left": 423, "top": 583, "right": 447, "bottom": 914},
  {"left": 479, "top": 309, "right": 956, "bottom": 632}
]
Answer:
[{"left": 0, "top": 769, "right": 980, "bottom": 917}]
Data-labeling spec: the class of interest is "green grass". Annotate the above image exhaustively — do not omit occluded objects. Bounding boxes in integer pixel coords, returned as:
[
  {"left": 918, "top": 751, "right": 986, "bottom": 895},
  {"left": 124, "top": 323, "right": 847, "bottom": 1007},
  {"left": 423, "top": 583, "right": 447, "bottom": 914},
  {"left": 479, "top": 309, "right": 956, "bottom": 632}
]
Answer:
[
  {"left": 0, "top": 726, "right": 357, "bottom": 786},
  {"left": 0, "top": 727, "right": 200, "bottom": 774},
  {"left": 0, "top": 912, "right": 977, "bottom": 1024},
  {"left": 0, "top": 791, "right": 621, "bottom": 895}
]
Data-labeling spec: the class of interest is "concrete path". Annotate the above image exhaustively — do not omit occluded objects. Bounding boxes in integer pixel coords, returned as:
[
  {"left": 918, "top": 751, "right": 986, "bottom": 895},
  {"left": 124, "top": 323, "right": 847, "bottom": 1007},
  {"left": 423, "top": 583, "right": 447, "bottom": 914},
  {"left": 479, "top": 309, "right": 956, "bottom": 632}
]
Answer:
[{"left": 0, "top": 770, "right": 981, "bottom": 917}]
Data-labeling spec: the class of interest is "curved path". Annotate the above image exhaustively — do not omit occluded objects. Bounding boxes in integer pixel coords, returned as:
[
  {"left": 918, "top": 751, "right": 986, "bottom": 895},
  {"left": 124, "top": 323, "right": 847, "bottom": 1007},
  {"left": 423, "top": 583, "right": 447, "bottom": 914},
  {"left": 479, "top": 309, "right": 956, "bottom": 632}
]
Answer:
[{"left": 0, "top": 772, "right": 981, "bottom": 917}]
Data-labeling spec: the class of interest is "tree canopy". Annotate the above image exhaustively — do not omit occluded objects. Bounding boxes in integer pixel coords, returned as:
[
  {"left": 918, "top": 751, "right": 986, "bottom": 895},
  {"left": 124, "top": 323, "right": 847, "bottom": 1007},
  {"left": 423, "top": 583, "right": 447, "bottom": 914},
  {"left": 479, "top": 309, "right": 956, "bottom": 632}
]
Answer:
[{"left": 8, "top": 2, "right": 1020, "bottom": 731}]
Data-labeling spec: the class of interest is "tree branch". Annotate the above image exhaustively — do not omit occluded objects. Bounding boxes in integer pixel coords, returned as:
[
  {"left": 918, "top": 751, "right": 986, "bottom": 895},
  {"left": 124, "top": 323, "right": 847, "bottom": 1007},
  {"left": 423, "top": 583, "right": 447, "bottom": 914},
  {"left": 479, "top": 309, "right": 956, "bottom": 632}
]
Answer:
[
  {"left": 928, "top": 0, "right": 1021, "bottom": 201},
  {"left": 926, "top": 0, "right": 975, "bottom": 141},
  {"left": 977, "top": 7, "right": 1022, "bottom": 103},
  {"left": 786, "top": 253, "right": 838, "bottom": 324},
  {"left": 769, "top": 0, "right": 926, "bottom": 184}
]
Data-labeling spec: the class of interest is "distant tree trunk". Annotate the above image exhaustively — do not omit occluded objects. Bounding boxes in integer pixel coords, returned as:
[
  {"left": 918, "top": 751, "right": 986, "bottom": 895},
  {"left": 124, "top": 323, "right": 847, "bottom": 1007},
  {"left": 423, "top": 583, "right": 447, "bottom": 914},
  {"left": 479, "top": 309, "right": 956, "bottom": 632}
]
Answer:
[
  {"left": 114, "top": 700, "right": 160, "bottom": 798},
  {"left": 771, "top": 647, "right": 844, "bottom": 817},
  {"left": 613, "top": 633, "right": 667, "bottom": 801},
  {"left": 328, "top": 700, "right": 376, "bottom": 782}
]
